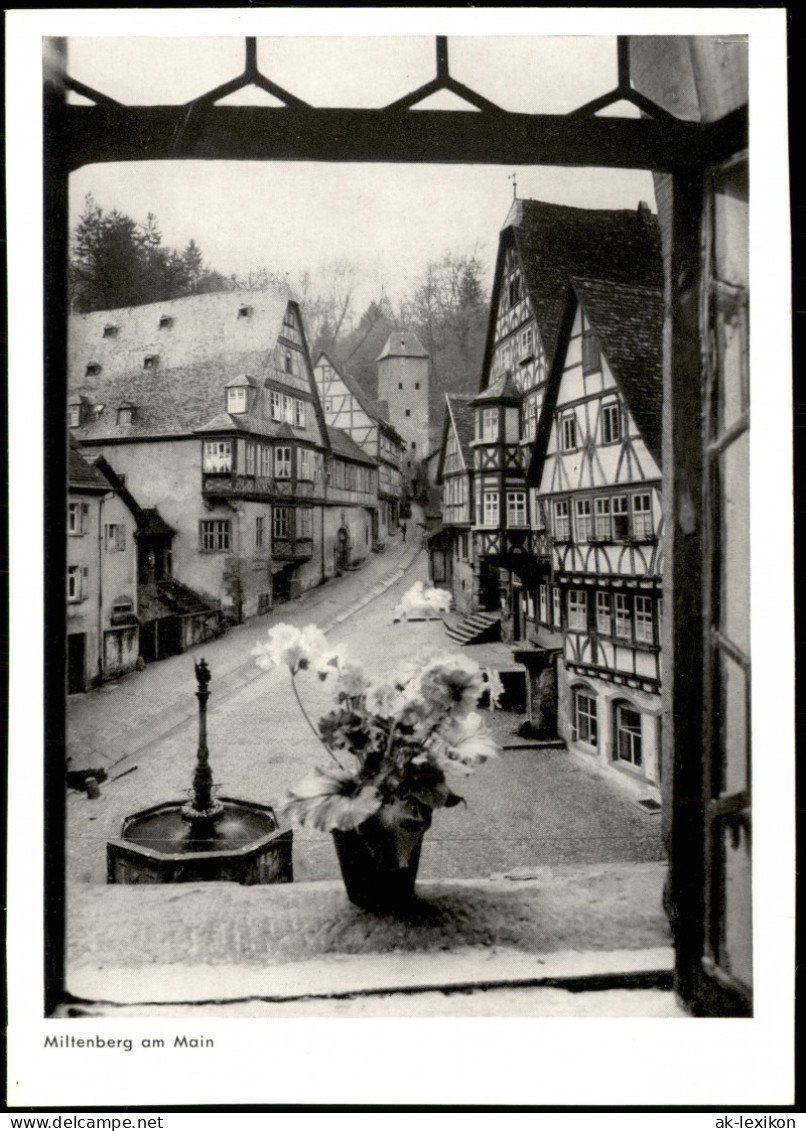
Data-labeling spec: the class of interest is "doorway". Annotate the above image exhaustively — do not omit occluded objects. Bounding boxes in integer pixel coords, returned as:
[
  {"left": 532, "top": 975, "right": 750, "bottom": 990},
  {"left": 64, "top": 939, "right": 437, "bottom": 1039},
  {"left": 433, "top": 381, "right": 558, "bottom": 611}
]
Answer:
[{"left": 67, "top": 633, "right": 85, "bottom": 694}]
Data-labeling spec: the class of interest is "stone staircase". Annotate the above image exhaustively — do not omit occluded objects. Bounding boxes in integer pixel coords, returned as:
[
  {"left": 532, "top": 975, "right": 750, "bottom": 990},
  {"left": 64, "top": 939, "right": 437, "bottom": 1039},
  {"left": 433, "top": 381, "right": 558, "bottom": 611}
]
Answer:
[
  {"left": 156, "top": 578, "right": 214, "bottom": 616},
  {"left": 444, "top": 610, "right": 502, "bottom": 646}
]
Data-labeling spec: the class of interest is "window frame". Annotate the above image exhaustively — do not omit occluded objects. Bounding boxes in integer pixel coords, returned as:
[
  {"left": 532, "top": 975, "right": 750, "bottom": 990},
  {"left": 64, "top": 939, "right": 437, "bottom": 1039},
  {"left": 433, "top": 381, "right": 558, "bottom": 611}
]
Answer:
[
  {"left": 561, "top": 413, "right": 577, "bottom": 451},
  {"left": 200, "top": 519, "right": 231, "bottom": 552},
  {"left": 568, "top": 588, "right": 587, "bottom": 631},
  {"left": 275, "top": 447, "right": 292, "bottom": 480},
  {"left": 482, "top": 490, "right": 500, "bottom": 527},
  {"left": 601, "top": 400, "right": 621, "bottom": 444},
  {"left": 572, "top": 688, "right": 598, "bottom": 747}
]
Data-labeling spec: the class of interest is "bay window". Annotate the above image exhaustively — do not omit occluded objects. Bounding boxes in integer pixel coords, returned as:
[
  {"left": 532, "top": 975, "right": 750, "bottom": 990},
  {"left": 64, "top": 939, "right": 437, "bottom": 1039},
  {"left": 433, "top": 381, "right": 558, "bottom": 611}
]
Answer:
[
  {"left": 575, "top": 498, "right": 592, "bottom": 542},
  {"left": 275, "top": 447, "right": 292, "bottom": 479},
  {"left": 203, "top": 440, "right": 232, "bottom": 473},
  {"left": 483, "top": 491, "right": 499, "bottom": 526}
]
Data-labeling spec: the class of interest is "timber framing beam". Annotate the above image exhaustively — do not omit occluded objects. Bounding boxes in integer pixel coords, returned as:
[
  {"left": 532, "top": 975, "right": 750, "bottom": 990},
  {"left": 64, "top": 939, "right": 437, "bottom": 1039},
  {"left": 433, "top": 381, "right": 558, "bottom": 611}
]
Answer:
[{"left": 45, "top": 102, "right": 747, "bottom": 174}]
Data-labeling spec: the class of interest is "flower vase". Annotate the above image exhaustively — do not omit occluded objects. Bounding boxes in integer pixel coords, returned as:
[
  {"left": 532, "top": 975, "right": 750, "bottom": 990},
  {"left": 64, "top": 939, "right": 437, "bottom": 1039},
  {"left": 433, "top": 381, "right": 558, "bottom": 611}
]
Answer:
[{"left": 332, "top": 796, "right": 432, "bottom": 913}]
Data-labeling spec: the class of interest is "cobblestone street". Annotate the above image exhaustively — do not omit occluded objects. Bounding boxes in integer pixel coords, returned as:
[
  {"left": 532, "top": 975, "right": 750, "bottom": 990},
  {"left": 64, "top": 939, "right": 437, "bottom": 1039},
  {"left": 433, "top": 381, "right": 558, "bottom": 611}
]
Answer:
[{"left": 65, "top": 528, "right": 665, "bottom": 884}]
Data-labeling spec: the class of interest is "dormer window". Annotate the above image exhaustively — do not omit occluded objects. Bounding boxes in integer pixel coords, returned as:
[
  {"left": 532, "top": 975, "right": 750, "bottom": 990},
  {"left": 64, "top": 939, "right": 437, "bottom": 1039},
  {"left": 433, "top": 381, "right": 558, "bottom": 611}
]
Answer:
[
  {"left": 158, "top": 315, "right": 174, "bottom": 330},
  {"left": 117, "top": 405, "right": 135, "bottom": 426},
  {"left": 143, "top": 355, "right": 159, "bottom": 370},
  {"left": 480, "top": 407, "right": 499, "bottom": 442},
  {"left": 85, "top": 362, "right": 101, "bottom": 377},
  {"left": 227, "top": 386, "right": 248, "bottom": 414},
  {"left": 68, "top": 403, "right": 81, "bottom": 427},
  {"left": 103, "top": 324, "right": 118, "bottom": 338},
  {"left": 238, "top": 305, "right": 252, "bottom": 319}
]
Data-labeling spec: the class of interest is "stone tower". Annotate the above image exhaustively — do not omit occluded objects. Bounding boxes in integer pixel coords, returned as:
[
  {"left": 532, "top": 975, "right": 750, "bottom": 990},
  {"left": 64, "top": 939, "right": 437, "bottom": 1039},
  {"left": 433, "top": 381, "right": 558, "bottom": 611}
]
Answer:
[{"left": 376, "top": 330, "right": 430, "bottom": 481}]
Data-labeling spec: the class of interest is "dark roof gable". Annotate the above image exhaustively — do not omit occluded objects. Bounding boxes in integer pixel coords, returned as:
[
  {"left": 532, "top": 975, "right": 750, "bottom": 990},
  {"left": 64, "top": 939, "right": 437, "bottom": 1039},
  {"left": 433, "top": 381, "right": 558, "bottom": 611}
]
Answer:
[{"left": 482, "top": 199, "right": 662, "bottom": 390}]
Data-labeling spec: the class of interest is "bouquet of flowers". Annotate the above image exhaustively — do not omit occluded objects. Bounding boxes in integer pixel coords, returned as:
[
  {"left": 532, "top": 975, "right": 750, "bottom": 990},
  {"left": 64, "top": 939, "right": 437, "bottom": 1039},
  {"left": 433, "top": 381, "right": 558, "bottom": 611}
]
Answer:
[{"left": 252, "top": 621, "right": 502, "bottom": 834}]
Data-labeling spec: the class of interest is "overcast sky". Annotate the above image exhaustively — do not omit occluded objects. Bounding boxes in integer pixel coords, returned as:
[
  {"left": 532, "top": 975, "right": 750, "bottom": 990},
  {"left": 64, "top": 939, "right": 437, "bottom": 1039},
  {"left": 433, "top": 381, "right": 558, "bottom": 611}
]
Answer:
[{"left": 67, "top": 35, "right": 657, "bottom": 312}]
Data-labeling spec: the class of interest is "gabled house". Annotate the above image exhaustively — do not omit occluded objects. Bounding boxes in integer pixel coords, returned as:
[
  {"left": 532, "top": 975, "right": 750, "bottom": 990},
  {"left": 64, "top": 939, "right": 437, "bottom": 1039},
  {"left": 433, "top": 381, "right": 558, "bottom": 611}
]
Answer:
[
  {"left": 69, "top": 288, "right": 374, "bottom": 624},
  {"left": 469, "top": 199, "right": 663, "bottom": 626},
  {"left": 429, "top": 394, "right": 475, "bottom": 610},
  {"left": 529, "top": 277, "right": 665, "bottom": 790},
  {"left": 67, "top": 438, "right": 139, "bottom": 692},
  {"left": 314, "top": 350, "right": 405, "bottom": 540}
]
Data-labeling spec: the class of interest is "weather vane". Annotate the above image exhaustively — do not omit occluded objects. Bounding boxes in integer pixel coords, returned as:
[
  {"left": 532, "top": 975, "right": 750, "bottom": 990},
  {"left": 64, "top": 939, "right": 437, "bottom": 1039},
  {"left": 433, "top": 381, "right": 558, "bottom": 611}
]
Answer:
[{"left": 508, "top": 172, "right": 518, "bottom": 200}]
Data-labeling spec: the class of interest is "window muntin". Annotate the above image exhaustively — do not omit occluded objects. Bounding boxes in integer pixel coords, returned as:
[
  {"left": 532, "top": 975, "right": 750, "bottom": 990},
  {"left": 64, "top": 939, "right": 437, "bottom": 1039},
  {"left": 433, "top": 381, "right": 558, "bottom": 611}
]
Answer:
[
  {"left": 227, "top": 387, "right": 248, "bottom": 414},
  {"left": 602, "top": 401, "right": 621, "bottom": 444},
  {"left": 294, "top": 399, "right": 305, "bottom": 427},
  {"left": 203, "top": 440, "right": 232, "bottom": 473},
  {"left": 506, "top": 491, "right": 527, "bottom": 527},
  {"left": 271, "top": 390, "right": 281, "bottom": 421},
  {"left": 613, "top": 495, "right": 629, "bottom": 539},
  {"left": 260, "top": 445, "right": 272, "bottom": 478},
  {"left": 573, "top": 689, "right": 598, "bottom": 746},
  {"left": 275, "top": 447, "right": 292, "bottom": 479},
  {"left": 200, "top": 520, "right": 230, "bottom": 551},
  {"left": 283, "top": 395, "right": 294, "bottom": 424},
  {"left": 483, "top": 491, "right": 499, "bottom": 527},
  {"left": 616, "top": 704, "right": 643, "bottom": 767},
  {"left": 595, "top": 497, "right": 611, "bottom": 539},
  {"left": 273, "top": 507, "right": 289, "bottom": 539},
  {"left": 575, "top": 498, "right": 592, "bottom": 543},
  {"left": 67, "top": 565, "right": 84, "bottom": 602},
  {"left": 68, "top": 404, "right": 81, "bottom": 427},
  {"left": 596, "top": 591, "right": 612, "bottom": 634},
  {"left": 568, "top": 589, "right": 587, "bottom": 630},
  {"left": 634, "top": 595, "right": 654, "bottom": 643},
  {"left": 561, "top": 414, "right": 577, "bottom": 451},
  {"left": 614, "top": 593, "right": 631, "bottom": 639},
  {"left": 520, "top": 327, "right": 534, "bottom": 360},
  {"left": 523, "top": 395, "right": 539, "bottom": 441},
  {"left": 298, "top": 508, "right": 313, "bottom": 539},
  {"left": 245, "top": 442, "right": 256, "bottom": 476},
  {"left": 553, "top": 500, "right": 570, "bottom": 541},
  {"left": 255, "top": 515, "right": 265, "bottom": 549},
  {"left": 298, "top": 448, "right": 313, "bottom": 481},
  {"left": 633, "top": 493, "right": 653, "bottom": 538},
  {"left": 539, "top": 583, "right": 548, "bottom": 623},
  {"left": 68, "top": 502, "right": 85, "bottom": 536},
  {"left": 481, "top": 407, "right": 499, "bottom": 441}
]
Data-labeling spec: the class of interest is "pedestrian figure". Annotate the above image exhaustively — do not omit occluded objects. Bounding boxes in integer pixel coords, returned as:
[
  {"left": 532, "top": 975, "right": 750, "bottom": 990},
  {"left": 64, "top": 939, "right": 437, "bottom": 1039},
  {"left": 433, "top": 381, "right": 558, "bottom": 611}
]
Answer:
[{"left": 401, "top": 521, "right": 407, "bottom": 542}]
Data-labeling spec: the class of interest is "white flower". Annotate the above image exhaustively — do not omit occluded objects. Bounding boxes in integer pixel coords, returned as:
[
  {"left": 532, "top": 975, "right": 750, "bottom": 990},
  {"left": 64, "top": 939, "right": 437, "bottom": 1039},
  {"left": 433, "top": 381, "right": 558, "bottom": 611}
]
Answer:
[
  {"left": 439, "top": 711, "right": 500, "bottom": 766},
  {"left": 252, "top": 622, "right": 329, "bottom": 675}
]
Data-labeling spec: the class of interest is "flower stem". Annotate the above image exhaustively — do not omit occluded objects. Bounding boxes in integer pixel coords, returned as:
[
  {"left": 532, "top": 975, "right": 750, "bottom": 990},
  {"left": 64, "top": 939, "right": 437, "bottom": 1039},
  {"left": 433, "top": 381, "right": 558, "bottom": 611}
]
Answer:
[{"left": 291, "top": 672, "right": 345, "bottom": 768}]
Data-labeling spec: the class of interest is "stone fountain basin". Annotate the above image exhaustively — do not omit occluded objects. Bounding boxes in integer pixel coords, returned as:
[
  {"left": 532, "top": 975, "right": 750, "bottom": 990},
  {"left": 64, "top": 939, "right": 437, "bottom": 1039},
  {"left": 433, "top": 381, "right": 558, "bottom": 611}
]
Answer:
[{"left": 107, "top": 798, "right": 293, "bottom": 885}]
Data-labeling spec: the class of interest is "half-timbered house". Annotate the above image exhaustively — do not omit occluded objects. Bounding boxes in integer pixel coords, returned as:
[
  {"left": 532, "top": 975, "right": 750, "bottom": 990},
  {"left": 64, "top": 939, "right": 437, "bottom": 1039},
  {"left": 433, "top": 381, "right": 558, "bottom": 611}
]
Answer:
[
  {"left": 429, "top": 394, "right": 475, "bottom": 609},
  {"left": 68, "top": 288, "right": 373, "bottom": 624},
  {"left": 313, "top": 350, "right": 405, "bottom": 541},
  {"left": 530, "top": 277, "right": 664, "bottom": 790}
]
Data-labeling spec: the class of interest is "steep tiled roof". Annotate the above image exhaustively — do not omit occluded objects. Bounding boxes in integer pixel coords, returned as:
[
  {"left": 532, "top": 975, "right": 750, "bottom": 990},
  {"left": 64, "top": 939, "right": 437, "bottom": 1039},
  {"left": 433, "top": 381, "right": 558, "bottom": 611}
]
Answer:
[
  {"left": 571, "top": 277, "right": 664, "bottom": 466},
  {"left": 326, "top": 426, "right": 379, "bottom": 467},
  {"left": 69, "top": 288, "right": 293, "bottom": 379},
  {"left": 484, "top": 199, "right": 662, "bottom": 387},
  {"left": 68, "top": 288, "right": 327, "bottom": 445},
  {"left": 446, "top": 394, "right": 475, "bottom": 466},
  {"left": 68, "top": 436, "right": 108, "bottom": 490},
  {"left": 376, "top": 330, "right": 429, "bottom": 362},
  {"left": 71, "top": 352, "right": 272, "bottom": 440},
  {"left": 472, "top": 371, "right": 520, "bottom": 404}
]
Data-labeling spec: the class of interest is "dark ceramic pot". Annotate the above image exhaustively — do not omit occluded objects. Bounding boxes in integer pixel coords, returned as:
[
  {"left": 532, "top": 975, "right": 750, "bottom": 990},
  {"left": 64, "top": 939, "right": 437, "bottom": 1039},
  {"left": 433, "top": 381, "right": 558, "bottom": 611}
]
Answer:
[{"left": 332, "top": 796, "right": 432, "bottom": 912}]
